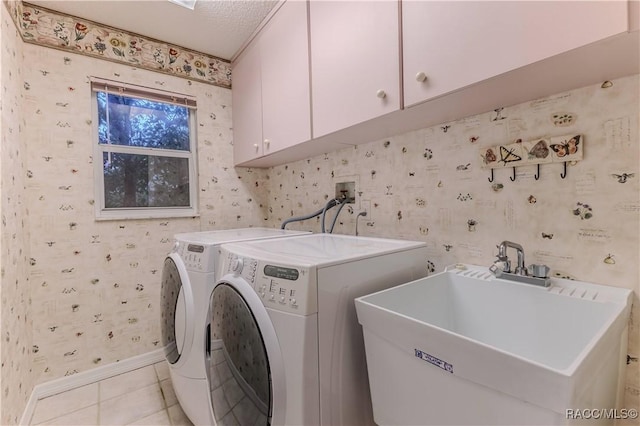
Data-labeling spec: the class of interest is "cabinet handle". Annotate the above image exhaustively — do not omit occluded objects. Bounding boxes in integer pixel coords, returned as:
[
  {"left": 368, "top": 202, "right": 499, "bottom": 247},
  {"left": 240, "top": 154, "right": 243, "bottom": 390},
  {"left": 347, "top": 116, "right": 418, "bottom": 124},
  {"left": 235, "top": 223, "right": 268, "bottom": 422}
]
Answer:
[
  {"left": 264, "top": 139, "right": 270, "bottom": 147},
  {"left": 253, "top": 143, "right": 259, "bottom": 151},
  {"left": 415, "top": 72, "right": 427, "bottom": 82},
  {"left": 376, "top": 89, "right": 386, "bottom": 99}
]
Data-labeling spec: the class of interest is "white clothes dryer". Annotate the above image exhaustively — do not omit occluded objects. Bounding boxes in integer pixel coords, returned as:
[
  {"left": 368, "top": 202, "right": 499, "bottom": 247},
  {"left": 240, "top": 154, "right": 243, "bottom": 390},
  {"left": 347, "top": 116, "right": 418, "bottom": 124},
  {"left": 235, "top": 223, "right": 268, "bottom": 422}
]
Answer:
[
  {"left": 206, "top": 234, "right": 429, "bottom": 426},
  {"left": 160, "top": 228, "right": 308, "bottom": 425}
]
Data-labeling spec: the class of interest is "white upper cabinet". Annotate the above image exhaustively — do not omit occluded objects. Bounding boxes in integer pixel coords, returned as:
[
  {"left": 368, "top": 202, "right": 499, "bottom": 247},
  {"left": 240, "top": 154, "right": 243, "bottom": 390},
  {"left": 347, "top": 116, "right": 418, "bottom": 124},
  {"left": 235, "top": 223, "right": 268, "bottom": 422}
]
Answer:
[
  {"left": 402, "top": 1, "right": 629, "bottom": 107},
  {"left": 260, "top": 0, "right": 311, "bottom": 156},
  {"left": 232, "top": 41, "right": 263, "bottom": 164},
  {"left": 234, "top": 0, "right": 636, "bottom": 167},
  {"left": 310, "top": 0, "right": 400, "bottom": 138},
  {"left": 232, "top": 0, "right": 311, "bottom": 165}
]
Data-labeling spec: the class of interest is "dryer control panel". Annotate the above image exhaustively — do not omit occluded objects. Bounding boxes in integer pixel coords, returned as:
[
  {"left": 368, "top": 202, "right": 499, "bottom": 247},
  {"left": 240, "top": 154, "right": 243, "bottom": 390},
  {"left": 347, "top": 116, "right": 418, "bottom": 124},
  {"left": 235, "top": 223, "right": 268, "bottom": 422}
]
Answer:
[
  {"left": 174, "top": 241, "right": 216, "bottom": 272},
  {"left": 222, "top": 252, "right": 317, "bottom": 316}
]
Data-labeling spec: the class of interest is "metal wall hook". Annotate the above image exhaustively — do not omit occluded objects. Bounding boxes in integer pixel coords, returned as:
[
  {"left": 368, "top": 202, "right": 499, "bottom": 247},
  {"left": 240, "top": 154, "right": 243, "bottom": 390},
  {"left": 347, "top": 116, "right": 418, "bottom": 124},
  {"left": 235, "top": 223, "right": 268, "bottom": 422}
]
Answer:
[
  {"left": 534, "top": 164, "right": 540, "bottom": 180},
  {"left": 510, "top": 167, "right": 516, "bottom": 181},
  {"left": 488, "top": 169, "right": 494, "bottom": 183},
  {"left": 560, "top": 162, "right": 567, "bottom": 179}
]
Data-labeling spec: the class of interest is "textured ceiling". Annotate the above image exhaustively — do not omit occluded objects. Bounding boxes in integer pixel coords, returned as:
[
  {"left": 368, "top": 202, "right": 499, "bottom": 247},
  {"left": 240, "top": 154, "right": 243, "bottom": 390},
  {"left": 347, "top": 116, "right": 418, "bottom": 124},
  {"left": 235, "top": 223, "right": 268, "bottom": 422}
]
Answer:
[{"left": 27, "top": 0, "right": 280, "bottom": 60}]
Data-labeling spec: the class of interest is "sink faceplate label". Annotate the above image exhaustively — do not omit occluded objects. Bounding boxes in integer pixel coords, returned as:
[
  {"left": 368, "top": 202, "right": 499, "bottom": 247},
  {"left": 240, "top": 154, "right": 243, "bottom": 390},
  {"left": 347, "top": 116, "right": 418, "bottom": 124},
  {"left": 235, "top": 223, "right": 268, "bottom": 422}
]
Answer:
[{"left": 415, "top": 349, "right": 453, "bottom": 373}]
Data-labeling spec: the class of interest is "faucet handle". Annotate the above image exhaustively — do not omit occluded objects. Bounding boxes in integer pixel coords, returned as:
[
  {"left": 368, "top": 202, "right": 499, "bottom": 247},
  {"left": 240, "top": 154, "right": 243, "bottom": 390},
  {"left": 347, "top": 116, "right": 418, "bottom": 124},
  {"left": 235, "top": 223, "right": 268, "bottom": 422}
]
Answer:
[
  {"left": 491, "top": 258, "right": 510, "bottom": 274},
  {"left": 489, "top": 263, "right": 502, "bottom": 277},
  {"left": 528, "top": 264, "right": 550, "bottom": 278},
  {"left": 490, "top": 260, "right": 511, "bottom": 277}
]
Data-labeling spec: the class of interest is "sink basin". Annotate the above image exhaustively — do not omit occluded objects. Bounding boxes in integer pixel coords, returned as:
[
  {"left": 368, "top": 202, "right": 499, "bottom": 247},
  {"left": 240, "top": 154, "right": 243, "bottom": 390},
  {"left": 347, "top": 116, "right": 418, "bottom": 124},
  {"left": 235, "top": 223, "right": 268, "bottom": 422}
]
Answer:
[{"left": 355, "top": 264, "right": 632, "bottom": 425}]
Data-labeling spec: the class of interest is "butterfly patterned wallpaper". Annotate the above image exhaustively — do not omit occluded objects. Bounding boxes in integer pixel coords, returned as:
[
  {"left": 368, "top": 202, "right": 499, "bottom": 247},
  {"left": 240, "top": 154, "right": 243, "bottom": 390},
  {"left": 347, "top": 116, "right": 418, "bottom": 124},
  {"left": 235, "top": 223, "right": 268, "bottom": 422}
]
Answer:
[
  {"left": 22, "top": 42, "right": 269, "bottom": 386},
  {"left": 267, "top": 75, "right": 640, "bottom": 413},
  {"left": 0, "top": 3, "right": 34, "bottom": 424},
  {"left": 1, "top": 0, "right": 639, "bottom": 422},
  {"left": 0, "top": 2, "right": 270, "bottom": 420}
]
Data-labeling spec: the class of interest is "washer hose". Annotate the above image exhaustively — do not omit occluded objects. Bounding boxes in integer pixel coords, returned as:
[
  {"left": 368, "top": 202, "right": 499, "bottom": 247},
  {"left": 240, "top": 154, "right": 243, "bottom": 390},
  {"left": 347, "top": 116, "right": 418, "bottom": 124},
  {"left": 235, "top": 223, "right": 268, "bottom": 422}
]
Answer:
[
  {"left": 281, "top": 198, "right": 339, "bottom": 230},
  {"left": 355, "top": 211, "right": 367, "bottom": 236},
  {"left": 321, "top": 198, "right": 340, "bottom": 233},
  {"left": 328, "top": 200, "right": 348, "bottom": 233}
]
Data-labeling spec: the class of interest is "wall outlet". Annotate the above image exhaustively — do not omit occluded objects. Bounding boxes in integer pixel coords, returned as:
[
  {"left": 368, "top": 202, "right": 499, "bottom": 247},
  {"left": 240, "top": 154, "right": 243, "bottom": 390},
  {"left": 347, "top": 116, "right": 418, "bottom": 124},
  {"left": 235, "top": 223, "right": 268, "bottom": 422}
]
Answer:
[{"left": 335, "top": 181, "right": 356, "bottom": 203}]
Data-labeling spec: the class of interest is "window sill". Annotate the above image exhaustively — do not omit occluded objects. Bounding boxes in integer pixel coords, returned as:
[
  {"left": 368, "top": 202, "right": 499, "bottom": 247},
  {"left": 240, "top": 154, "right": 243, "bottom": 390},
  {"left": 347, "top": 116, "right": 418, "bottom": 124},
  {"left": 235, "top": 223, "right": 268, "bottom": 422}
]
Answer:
[{"left": 95, "top": 209, "right": 200, "bottom": 221}]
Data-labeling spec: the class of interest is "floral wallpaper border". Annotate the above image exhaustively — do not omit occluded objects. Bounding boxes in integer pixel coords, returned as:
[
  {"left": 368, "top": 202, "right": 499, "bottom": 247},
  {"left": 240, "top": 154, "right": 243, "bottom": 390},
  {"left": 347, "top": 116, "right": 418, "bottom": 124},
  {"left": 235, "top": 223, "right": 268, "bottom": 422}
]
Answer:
[{"left": 5, "top": 1, "right": 232, "bottom": 88}]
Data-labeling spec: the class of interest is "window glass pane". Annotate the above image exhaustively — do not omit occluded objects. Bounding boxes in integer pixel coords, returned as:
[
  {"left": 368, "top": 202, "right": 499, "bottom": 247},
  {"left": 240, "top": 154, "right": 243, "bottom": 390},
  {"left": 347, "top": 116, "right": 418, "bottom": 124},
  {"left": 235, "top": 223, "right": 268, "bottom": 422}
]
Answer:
[
  {"left": 103, "top": 152, "right": 190, "bottom": 208},
  {"left": 97, "top": 92, "right": 190, "bottom": 151}
]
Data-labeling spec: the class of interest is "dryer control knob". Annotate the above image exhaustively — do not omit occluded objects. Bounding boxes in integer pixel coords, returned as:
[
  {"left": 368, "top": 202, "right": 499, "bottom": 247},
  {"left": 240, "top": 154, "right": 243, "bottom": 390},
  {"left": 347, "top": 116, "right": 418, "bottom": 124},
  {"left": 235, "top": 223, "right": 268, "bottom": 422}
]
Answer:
[{"left": 230, "top": 257, "right": 244, "bottom": 274}]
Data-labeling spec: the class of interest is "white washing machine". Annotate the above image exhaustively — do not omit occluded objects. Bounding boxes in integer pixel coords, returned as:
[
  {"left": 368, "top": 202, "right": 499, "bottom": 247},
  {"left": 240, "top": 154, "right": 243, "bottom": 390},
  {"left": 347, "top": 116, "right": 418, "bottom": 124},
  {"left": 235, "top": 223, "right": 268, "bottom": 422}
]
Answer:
[
  {"left": 206, "top": 234, "right": 429, "bottom": 426},
  {"left": 160, "top": 228, "right": 308, "bottom": 426}
]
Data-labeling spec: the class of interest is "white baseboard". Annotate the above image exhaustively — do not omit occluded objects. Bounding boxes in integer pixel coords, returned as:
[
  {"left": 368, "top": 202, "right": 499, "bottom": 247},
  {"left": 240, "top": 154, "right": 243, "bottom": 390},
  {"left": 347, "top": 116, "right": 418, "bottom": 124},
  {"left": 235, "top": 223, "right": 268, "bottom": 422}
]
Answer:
[{"left": 19, "top": 349, "right": 165, "bottom": 426}]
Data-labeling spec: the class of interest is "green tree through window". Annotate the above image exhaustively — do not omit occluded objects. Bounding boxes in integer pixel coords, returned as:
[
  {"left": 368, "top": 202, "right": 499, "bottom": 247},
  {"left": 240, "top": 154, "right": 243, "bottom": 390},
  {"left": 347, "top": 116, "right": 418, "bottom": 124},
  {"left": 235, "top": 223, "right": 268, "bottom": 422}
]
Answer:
[{"left": 95, "top": 91, "right": 196, "bottom": 212}]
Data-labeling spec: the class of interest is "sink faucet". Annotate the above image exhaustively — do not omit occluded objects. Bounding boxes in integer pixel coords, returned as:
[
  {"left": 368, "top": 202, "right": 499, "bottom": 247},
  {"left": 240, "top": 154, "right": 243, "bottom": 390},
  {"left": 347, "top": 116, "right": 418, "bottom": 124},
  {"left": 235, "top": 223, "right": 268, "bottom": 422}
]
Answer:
[
  {"left": 490, "top": 241, "right": 551, "bottom": 287},
  {"left": 497, "top": 241, "right": 527, "bottom": 275}
]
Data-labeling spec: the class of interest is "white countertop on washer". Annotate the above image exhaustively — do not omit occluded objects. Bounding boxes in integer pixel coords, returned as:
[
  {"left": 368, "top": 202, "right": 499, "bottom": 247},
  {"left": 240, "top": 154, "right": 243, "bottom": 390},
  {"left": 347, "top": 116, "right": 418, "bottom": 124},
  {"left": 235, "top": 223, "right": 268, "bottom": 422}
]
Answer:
[
  {"left": 174, "top": 227, "right": 308, "bottom": 245},
  {"left": 221, "top": 233, "right": 427, "bottom": 268}
]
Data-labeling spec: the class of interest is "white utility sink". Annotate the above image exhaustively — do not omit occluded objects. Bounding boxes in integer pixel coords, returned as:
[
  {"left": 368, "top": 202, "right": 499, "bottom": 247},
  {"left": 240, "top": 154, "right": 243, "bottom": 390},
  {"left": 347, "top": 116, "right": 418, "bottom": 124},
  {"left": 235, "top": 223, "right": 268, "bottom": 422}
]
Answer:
[{"left": 355, "top": 264, "right": 632, "bottom": 425}]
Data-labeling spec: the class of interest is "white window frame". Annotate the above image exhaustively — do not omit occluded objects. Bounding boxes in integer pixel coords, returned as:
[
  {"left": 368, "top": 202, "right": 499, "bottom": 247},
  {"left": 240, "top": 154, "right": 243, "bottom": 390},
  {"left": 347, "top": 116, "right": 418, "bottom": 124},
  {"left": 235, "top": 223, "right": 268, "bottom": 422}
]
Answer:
[{"left": 91, "top": 78, "right": 199, "bottom": 220}]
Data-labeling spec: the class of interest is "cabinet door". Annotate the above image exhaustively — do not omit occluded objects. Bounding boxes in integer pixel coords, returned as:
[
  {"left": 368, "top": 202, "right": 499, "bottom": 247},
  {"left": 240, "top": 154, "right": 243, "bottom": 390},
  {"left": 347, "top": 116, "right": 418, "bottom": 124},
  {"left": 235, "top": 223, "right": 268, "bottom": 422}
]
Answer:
[
  {"left": 403, "top": 1, "right": 629, "bottom": 107},
  {"left": 232, "top": 41, "right": 263, "bottom": 164},
  {"left": 260, "top": 0, "right": 311, "bottom": 156},
  {"left": 310, "top": 0, "right": 400, "bottom": 138}
]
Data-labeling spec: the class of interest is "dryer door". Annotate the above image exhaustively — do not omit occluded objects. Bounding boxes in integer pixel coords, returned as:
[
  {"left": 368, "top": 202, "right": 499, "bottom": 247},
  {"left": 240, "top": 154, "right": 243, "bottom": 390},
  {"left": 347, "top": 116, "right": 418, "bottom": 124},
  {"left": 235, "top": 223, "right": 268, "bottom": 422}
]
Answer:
[
  {"left": 161, "top": 253, "right": 193, "bottom": 365},
  {"left": 207, "top": 277, "right": 285, "bottom": 426}
]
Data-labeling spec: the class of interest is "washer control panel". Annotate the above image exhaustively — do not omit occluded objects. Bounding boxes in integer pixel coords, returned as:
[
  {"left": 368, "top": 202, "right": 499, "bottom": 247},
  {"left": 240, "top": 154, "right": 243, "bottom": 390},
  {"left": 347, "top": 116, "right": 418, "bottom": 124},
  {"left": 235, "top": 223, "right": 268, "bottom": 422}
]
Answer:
[
  {"left": 224, "top": 252, "right": 258, "bottom": 284},
  {"left": 221, "top": 250, "right": 317, "bottom": 315}
]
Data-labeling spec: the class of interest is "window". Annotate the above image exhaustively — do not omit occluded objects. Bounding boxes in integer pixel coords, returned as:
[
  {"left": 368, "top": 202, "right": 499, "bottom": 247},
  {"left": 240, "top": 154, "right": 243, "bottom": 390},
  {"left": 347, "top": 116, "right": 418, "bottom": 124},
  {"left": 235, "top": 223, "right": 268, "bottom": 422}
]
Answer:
[{"left": 91, "top": 78, "right": 198, "bottom": 219}]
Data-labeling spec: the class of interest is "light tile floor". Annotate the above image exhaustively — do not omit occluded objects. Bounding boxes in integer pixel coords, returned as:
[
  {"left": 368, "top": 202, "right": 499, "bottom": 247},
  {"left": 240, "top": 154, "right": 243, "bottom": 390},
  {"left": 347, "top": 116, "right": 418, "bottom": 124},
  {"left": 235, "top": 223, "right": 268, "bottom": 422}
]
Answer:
[
  {"left": 29, "top": 362, "right": 194, "bottom": 426},
  {"left": 209, "top": 347, "right": 267, "bottom": 425}
]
